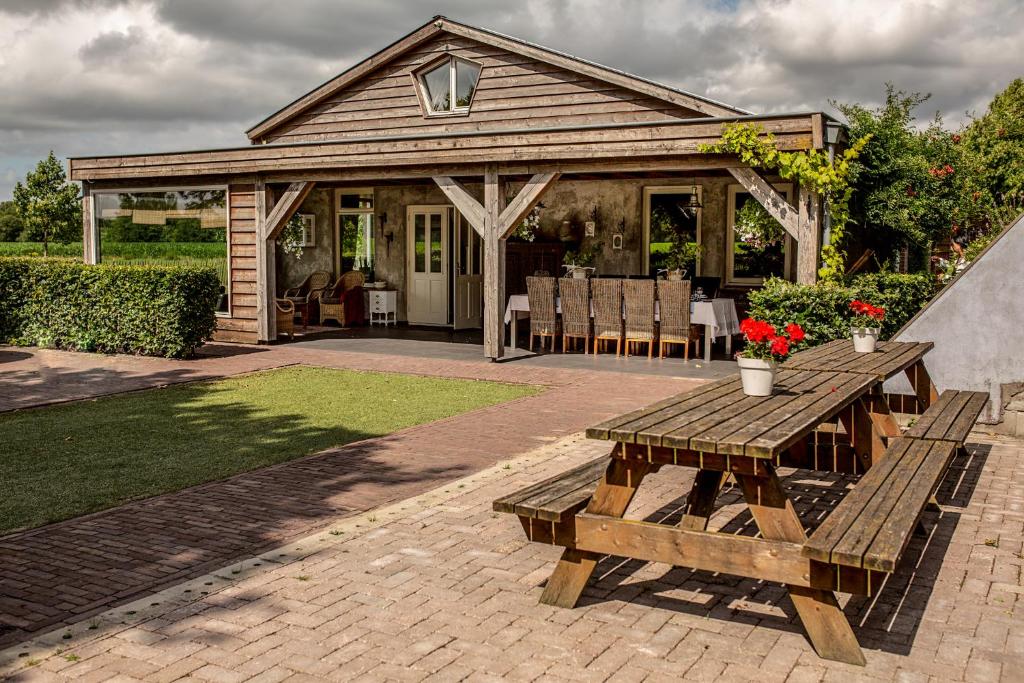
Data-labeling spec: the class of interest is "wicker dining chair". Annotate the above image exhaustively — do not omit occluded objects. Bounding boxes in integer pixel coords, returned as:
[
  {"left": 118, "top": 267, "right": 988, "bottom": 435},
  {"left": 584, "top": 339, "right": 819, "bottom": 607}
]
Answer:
[
  {"left": 526, "top": 276, "right": 560, "bottom": 351},
  {"left": 283, "top": 270, "right": 331, "bottom": 328},
  {"left": 623, "top": 279, "right": 656, "bottom": 358},
  {"left": 591, "top": 278, "right": 623, "bottom": 355},
  {"left": 559, "top": 277, "right": 591, "bottom": 353},
  {"left": 319, "top": 270, "right": 365, "bottom": 326},
  {"left": 274, "top": 299, "right": 295, "bottom": 340},
  {"left": 657, "top": 279, "right": 700, "bottom": 360}
]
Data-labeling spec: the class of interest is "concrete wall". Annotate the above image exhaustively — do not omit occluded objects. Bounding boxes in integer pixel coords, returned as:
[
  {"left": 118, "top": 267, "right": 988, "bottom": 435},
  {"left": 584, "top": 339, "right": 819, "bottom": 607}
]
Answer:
[
  {"left": 276, "top": 176, "right": 753, "bottom": 321},
  {"left": 887, "top": 213, "right": 1024, "bottom": 422}
]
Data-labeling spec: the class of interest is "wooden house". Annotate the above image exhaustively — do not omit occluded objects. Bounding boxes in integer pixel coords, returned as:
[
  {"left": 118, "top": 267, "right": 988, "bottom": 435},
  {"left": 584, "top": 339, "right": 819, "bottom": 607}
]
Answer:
[{"left": 69, "top": 16, "right": 844, "bottom": 359}]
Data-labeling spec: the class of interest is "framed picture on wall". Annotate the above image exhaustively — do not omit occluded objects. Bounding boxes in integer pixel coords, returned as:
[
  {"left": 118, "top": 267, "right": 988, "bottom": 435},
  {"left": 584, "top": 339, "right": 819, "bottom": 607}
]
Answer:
[{"left": 298, "top": 214, "right": 316, "bottom": 247}]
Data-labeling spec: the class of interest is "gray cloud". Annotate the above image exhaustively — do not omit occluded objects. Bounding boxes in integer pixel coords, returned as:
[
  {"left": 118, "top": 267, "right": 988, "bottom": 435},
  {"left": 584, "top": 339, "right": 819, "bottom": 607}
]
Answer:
[{"left": 1, "top": 0, "right": 1022, "bottom": 199}]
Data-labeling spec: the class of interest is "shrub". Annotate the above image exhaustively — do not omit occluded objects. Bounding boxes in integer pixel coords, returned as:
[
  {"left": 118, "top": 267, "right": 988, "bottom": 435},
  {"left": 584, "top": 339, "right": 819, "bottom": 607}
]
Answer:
[
  {"left": 0, "top": 257, "right": 220, "bottom": 358},
  {"left": 747, "top": 273, "right": 936, "bottom": 346}
]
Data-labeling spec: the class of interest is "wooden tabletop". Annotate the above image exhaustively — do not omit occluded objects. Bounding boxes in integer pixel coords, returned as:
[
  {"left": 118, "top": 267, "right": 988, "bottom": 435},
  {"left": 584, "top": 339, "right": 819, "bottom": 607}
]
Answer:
[
  {"left": 783, "top": 339, "right": 933, "bottom": 379},
  {"left": 586, "top": 368, "right": 876, "bottom": 458}
]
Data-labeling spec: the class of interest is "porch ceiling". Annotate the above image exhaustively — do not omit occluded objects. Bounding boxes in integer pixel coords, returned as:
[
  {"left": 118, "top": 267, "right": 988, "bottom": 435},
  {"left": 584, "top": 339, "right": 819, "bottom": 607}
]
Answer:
[{"left": 70, "top": 112, "right": 827, "bottom": 185}]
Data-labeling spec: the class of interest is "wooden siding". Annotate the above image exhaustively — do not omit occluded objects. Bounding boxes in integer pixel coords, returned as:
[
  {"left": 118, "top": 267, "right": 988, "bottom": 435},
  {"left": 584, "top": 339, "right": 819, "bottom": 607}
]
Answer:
[
  {"left": 70, "top": 115, "right": 816, "bottom": 182},
  {"left": 258, "top": 34, "right": 703, "bottom": 144},
  {"left": 213, "top": 184, "right": 259, "bottom": 343}
]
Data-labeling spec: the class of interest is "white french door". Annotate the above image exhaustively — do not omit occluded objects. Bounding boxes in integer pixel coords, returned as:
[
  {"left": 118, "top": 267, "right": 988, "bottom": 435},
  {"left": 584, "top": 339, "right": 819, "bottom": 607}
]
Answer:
[
  {"left": 406, "top": 206, "right": 449, "bottom": 325},
  {"left": 453, "top": 212, "right": 483, "bottom": 329}
]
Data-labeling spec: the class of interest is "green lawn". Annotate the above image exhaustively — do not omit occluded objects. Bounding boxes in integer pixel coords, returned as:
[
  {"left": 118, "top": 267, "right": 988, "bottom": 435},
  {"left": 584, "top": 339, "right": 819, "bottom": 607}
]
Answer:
[{"left": 0, "top": 366, "right": 540, "bottom": 534}]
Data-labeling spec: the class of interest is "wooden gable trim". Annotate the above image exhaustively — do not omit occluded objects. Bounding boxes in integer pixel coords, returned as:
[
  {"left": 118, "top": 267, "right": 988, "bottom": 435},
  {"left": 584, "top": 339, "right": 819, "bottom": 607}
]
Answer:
[{"left": 246, "top": 16, "right": 746, "bottom": 142}]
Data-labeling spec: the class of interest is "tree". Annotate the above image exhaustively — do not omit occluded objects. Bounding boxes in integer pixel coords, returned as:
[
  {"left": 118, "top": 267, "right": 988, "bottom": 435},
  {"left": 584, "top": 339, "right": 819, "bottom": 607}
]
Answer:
[
  {"left": 962, "top": 78, "right": 1024, "bottom": 226},
  {"left": 0, "top": 201, "right": 24, "bottom": 242},
  {"left": 12, "top": 151, "right": 81, "bottom": 256}
]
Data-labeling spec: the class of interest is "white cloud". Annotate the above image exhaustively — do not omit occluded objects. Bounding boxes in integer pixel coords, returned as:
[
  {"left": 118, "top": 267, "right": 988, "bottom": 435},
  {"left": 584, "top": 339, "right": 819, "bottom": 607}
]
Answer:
[{"left": 0, "top": 0, "right": 1021, "bottom": 198}]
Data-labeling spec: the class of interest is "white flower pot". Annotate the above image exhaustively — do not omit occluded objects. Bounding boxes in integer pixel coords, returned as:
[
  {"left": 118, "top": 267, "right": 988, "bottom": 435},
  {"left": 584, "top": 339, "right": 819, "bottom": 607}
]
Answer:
[
  {"left": 571, "top": 268, "right": 588, "bottom": 279},
  {"left": 737, "top": 356, "right": 777, "bottom": 396},
  {"left": 851, "top": 326, "right": 881, "bottom": 353},
  {"left": 666, "top": 269, "right": 686, "bottom": 282}
]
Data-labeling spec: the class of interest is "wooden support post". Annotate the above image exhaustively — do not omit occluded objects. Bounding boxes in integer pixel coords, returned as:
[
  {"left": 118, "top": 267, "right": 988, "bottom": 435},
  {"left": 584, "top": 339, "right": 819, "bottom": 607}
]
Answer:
[
  {"left": 839, "top": 398, "right": 887, "bottom": 470},
  {"left": 736, "top": 467, "right": 865, "bottom": 666},
  {"left": 254, "top": 179, "right": 272, "bottom": 343},
  {"left": 680, "top": 470, "right": 725, "bottom": 531},
  {"left": 797, "top": 183, "right": 822, "bottom": 284},
  {"left": 81, "top": 189, "right": 96, "bottom": 264},
  {"left": 540, "top": 453, "right": 651, "bottom": 607},
  {"left": 906, "top": 360, "right": 939, "bottom": 411}
]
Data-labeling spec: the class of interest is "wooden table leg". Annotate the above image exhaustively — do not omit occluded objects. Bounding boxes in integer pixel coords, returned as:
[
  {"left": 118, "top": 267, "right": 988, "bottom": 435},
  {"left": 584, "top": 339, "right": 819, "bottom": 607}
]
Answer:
[
  {"left": 680, "top": 469, "right": 725, "bottom": 531},
  {"left": 540, "top": 453, "right": 652, "bottom": 608},
  {"left": 839, "top": 398, "right": 887, "bottom": 470},
  {"left": 905, "top": 360, "right": 939, "bottom": 411},
  {"left": 736, "top": 467, "right": 866, "bottom": 666},
  {"left": 704, "top": 325, "right": 712, "bottom": 362},
  {"left": 510, "top": 312, "right": 518, "bottom": 349}
]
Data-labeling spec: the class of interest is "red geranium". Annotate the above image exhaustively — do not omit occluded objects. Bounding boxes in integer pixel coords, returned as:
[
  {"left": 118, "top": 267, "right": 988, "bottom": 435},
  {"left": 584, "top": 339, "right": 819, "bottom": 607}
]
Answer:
[
  {"left": 738, "top": 318, "right": 805, "bottom": 361},
  {"left": 850, "top": 300, "right": 885, "bottom": 328}
]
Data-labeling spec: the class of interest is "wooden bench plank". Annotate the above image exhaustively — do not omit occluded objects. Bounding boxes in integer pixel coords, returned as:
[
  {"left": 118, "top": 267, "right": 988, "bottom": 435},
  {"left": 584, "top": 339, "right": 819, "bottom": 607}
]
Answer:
[
  {"left": 905, "top": 389, "right": 987, "bottom": 444},
  {"left": 493, "top": 456, "right": 609, "bottom": 521},
  {"left": 863, "top": 440, "right": 956, "bottom": 571}
]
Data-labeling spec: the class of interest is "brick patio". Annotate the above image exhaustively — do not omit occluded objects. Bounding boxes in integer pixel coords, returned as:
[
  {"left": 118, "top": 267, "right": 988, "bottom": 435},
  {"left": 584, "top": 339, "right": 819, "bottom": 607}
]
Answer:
[
  {"left": 1, "top": 426, "right": 1020, "bottom": 682},
  {"left": 0, "top": 343, "right": 700, "bottom": 648}
]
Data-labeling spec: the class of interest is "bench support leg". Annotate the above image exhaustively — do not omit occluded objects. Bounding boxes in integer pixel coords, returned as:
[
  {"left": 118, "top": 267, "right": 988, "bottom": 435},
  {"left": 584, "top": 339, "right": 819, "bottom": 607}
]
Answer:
[
  {"left": 906, "top": 360, "right": 939, "bottom": 411},
  {"left": 680, "top": 470, "right": 726, "bottom": 531},
  {"left": 736, "top": 467, "right": 866, "bottom": 666},
  {"left": 540, "top": 456, "right": 651, "bottom": 608},
  {"left": 840, "top": 398, "right": 887, "bottom": 471}
]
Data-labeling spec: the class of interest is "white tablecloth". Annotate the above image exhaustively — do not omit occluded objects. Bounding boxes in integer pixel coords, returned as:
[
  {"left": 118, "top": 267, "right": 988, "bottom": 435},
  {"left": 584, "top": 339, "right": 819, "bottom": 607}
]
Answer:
[{"left": 503, "top": 294, "right": 740, "bottom": 340}]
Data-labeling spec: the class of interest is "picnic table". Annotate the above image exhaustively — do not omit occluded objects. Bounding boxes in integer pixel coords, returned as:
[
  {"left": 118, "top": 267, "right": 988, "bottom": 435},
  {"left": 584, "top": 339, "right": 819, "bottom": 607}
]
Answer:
[{"left": 495, "top": 339, "right": 988, "bottom": 666}]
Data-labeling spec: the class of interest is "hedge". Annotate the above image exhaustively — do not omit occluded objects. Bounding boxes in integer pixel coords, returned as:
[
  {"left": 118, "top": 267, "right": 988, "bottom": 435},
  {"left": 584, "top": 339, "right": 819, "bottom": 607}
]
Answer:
[
  {"left": 0, "top": 257, "right": 220, "bottom": 358},
  {"left": 747, "top": 273, "right": 936, "bottom": 347}
]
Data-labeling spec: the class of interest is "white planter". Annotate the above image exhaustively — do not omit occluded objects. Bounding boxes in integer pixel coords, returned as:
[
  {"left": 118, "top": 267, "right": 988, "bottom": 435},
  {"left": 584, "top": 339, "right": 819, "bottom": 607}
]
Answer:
[
  {"left": 571, "top": 268, "right": 588, "bottom": 279},
  {"left": 851, "top": 326, "right": 881, "bottom": 353},
  {"left": 737, "top": 356, "right": 777, "bottom": 396},
  {"left": 666, "top": 269, "right": 686, "bottom": 282}
]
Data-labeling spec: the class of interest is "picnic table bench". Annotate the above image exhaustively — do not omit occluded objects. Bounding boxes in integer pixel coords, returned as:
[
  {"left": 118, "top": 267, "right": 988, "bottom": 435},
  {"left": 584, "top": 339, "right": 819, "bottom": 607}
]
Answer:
[{"left": 494, "top": 339, "right": 988, "bottom": 666}]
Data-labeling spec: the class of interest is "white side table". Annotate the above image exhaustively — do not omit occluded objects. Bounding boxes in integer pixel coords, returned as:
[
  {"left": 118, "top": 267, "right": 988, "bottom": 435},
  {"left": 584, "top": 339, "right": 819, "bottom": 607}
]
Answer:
[{"left": 368, "top": 289, "right": 397, "bottom": 327}]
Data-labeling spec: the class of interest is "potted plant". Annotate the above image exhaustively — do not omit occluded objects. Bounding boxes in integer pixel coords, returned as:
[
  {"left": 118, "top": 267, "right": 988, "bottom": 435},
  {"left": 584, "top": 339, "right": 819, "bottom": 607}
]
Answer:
[
  {"left": 849, "top": 299, "right": 885, "bottom": 353},
  {"left": 663, "top": 240, "right": 703, "bottom": 281},
  {"left": 736, "top": 318, "right": 805, "bottom": 396},
  {"left": 562, "top": 241, "right": 601, "bottom": 279}
]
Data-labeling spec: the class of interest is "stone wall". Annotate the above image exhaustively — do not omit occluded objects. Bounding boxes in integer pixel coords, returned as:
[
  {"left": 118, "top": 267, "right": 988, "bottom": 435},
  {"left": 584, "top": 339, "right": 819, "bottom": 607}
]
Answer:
[{"left": 275, "top": 188, "right": 334, "bottom": 293}]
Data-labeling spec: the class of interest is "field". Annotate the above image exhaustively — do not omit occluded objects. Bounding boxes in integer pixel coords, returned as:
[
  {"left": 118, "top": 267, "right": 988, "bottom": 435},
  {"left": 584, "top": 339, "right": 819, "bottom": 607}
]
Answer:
[{"left": 0, "top": 241, "right": 227, "bottom": 283}]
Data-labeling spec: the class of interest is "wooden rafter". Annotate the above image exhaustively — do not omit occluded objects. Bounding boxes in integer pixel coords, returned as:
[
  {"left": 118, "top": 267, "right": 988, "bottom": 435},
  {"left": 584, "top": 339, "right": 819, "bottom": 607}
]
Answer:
[
  {"left": 264, "top": 181, "right": 315, "bottom": 240},
  {"left": 498, "top": 173, "right": 560, "bottom": 238},
  {"left": 432, "top": 176, "right": 485, "bottom": 236},
  {"left": 727, "top": 166, "right": 800, "bottom": 240}
]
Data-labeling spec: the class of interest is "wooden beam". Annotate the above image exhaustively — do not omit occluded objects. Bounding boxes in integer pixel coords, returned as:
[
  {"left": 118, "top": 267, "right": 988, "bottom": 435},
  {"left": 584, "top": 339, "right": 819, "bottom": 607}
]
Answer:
[
  {"left": 498, "top": 172, "right": 560, "bottom": 238},
  {"left": 482, "top": 164, "right": 504, "bottom": 360},
  {"left": 254, "top": 179, "right": 271, "bottom": 343},
  {"left": 81, "top": 190, "right": 96, "bottom": 264},
  {"left": 432, "top": 176, "right": 485, "bottom": 236},
  {"left": 797, "top": 183, "right": 822, "bottom": 284},
  {"left": 728, "top": 166, "right": 800, "bottom": 240},
  {"left": 265, "top": 181, "right": 315, "bottom": 241}
]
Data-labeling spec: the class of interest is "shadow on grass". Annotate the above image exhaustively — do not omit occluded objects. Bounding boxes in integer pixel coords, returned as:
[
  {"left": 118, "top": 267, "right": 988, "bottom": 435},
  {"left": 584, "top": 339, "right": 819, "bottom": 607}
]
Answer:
[
  {"left": 0, "top": 365, "right": 498, "bottom": 647},
  {"left": 574, "top": 443, "right": 988, "bottom": 658}
]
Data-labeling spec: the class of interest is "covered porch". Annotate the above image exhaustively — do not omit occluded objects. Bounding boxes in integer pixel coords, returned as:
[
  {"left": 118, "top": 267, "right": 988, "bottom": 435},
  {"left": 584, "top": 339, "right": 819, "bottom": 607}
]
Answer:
[{"left": 70, "top": 112, "right": 839, "bottom": 359}]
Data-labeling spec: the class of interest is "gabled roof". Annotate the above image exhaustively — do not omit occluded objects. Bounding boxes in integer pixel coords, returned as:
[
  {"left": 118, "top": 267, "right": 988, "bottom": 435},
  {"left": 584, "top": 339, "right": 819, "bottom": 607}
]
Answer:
[{"left": 245, "top": 16, "right": 749, "bottom": 141}]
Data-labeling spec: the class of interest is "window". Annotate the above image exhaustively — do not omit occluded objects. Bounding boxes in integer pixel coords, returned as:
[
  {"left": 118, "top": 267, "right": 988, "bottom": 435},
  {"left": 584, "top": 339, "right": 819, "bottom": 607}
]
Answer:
[
  {"left": 643, "top": 187, "right": 702, "bottom": 276},
  {"left": 93, "top": 188, "right": 229, "bottom": 314},
  {"left": 417, "top": 56, "right": 481, "bottom": 115},
  {"left": 726, "top": 184, "right": 793, "bottom": 286},
  {"left": 297, "top": 214, "right": 315, "bottom": 247},
  {"left": 336, "top": 189, "right": 374, "bottom": 275}
]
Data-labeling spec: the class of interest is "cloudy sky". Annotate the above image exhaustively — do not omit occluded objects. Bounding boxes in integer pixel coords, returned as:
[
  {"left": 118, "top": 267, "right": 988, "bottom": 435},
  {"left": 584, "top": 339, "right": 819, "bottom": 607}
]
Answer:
[{"left": 1, "top": 0, "right": 1022, "bottom": 199}]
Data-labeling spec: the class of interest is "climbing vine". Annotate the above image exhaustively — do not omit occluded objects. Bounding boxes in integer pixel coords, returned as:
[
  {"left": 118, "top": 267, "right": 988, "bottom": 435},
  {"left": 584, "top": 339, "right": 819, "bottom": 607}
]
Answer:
[
  {"left": 700, "top": 123, "right": 870, "bottom": 282},
  {"left": 278, "top": 214, "right": 306, "bottom": 259}
]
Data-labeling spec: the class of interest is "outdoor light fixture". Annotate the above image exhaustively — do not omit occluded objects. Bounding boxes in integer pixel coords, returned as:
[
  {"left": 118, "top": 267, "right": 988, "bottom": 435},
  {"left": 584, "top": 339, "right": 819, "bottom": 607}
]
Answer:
[{"left": 678, "top": 183, "right": 703, "bottom": 218}]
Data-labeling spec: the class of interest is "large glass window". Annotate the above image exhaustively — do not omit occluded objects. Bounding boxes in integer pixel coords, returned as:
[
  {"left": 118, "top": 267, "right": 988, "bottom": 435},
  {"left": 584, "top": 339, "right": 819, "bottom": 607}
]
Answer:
[
  {"left": 644, "top": 188, "right": 701, "bottom": 275},
  {"left": 94, "top": 188, "right": 228, "bottom": 313},
  {"left": 727, "top": 185, "right": 792, "bottom": 285},
  {"left": 337, "top": 190, "right": 374, "bottom": 275},
  {"left": 418, "top": 57, "right": 481, "bottom": 114}
]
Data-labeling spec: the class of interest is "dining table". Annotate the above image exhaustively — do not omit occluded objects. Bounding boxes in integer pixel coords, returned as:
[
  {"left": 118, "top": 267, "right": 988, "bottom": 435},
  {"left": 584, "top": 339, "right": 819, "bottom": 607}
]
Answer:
[{"left": 503, "top": 293, "right": 741, "bottom": 362}]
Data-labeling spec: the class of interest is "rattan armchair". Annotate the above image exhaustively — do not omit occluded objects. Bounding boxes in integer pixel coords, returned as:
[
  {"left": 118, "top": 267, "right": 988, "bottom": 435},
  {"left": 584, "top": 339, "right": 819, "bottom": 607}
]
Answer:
[
  {"left": 559, "top": 277, "right": 591, "bottom": 353},
  {"left": 657, "top": 280, "right": 700, "bottom": 359},
  {"left": 275, "top": 299, "right": 295, "bottom": 340},
  {"left": 591, "top": 278, "right": 623, "bottom": 355},
  {"left": 623, "top": 279, "right": 656, "bottom": 358},
  {"left": 283, "top": 270, "right": 331, "bottom": 327},
  {"left": 526, "top": 276, "right": 560, "bottom": 351},
  {"left": 319, "top": 270, "right": 366, "bottom": 326}
]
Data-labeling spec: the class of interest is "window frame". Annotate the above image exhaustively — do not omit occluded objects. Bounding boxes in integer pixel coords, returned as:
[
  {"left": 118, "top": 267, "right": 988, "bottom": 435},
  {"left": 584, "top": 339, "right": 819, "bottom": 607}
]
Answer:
[
  {"left": 642, "top": 185, "right": 704, "bottom": 276},
  {"left": 725, "top": 183, "right": 794, "bottom": 287},
  {"left": 91, "top": 184, "right": 231, "bottom": 317},
  {"left": 297, "top": 213, "right": 316, "bottom": 247},
  {"left": 334, "top": 188, "right": 375, "bottom": 275},
  {"left": 413, "top": 55, "right": 482, "bottom": 117}
]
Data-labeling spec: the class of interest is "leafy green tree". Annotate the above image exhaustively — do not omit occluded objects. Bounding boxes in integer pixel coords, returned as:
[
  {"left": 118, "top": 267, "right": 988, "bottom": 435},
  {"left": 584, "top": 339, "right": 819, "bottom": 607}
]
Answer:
[
  {"left": 12, "top": 152, "right": 81, "bottom": 256},
  {"left": 962, "top": 78, "right": 1024, "bottom": 225},
  {"left": 0, "top": 201, "right": 24, "bottom": 242}
]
